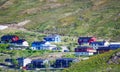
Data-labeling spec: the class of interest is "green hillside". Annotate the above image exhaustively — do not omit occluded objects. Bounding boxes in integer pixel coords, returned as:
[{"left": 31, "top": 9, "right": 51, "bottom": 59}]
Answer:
[
  {"left": 63, "top": 49, "right": 120, "bottom": 72},
  {"left": 0, "top": 0, "right": 120, "bottom": 40}
]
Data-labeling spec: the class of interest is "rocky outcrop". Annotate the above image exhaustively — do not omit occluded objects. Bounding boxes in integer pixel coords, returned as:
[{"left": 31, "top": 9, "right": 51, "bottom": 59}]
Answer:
[{"left": 107, "top": 52, "right": 120, "bottom": 64}]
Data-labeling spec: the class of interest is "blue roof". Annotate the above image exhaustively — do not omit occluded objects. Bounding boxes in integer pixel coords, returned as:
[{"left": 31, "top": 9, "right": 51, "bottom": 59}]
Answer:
[
  {"left": 1, "top": 35, "right": 17, "bottom": 40},
  {"left": 109, "top": 44, "right": 120, "bottom": 48},
  {"left": 32, "top": 41, "right": 46, "bottom": 44},
  {"left": 32, "top": 59, "right": 46, "bottom": 62},
  {"left": 78, "top": 37, "right": 93, "bottom": 39},
  {"left": 11, "top": 39, "right": 25, "bottom": 43},
  {"left": 98, "top": 46, "right": 119, "bottom": 50},
  {"left": 57, "top": 58, "right": 75, "bottom": 61},
  {"left": 90, "top": 41, "right": 105, "bottom": 45}
]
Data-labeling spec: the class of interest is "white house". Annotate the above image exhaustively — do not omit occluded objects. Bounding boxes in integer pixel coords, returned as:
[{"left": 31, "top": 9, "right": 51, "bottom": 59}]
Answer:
[
  {"left": 60, "top": 46, "right": 69, "bottom": 52},
  {"left": 10, "top": 39, "right": 29, "bottom": 47},
  {"left": 9, "top": 39, "right": 29, "bottom": 50},
  {"left": 17, "top": 58, "right": 32, "bottom": 69},
  {"left": 31, "top": 41, "right": 57, "bottom": 50},
  {"left": 75, "top": 47, "right": 96, "bottom": 56},
  {"left": 89, "top": 41, "right": 109, "bottom": 49}
]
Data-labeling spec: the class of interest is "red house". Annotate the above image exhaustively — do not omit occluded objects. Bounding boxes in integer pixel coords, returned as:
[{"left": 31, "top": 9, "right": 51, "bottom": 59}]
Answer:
[
  {"left": 75, "top": 46, "right": 96, "bottom": 56},
  {"left": 1, "top": 35, "right": 19, "bottom": 43},
  {"left": 78, "top": 37, "right": 97, "bottom": 45}
]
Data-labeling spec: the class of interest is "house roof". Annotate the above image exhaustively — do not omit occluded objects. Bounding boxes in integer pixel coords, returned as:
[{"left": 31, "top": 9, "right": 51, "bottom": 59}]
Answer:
[
  {"left": 11, "top": 39, "right": 26, "bottom": 43},
  {"left": 98, "top": 46, "right": 118, "bottom": 50},
  {"left": 77, "top": 46, "right": 93, "bottom": 49},
  {"left": 32, "top": 41, "right": 47, "bottom": 44},
  {"left": 1, "top": 35, "right": 18, "bottom": 40},
  {"left": 78, "top": 37, "right": 94, "bottom": 39},
  {"left": 90, "top": 41, "right": 105, "bottom": 45},
  {"left": 32, "top": 59, "right": 47, "bottom": 62},
  {"left": 56, "top": 58, "right": 75, "bottom": 61},
  {"left": 45, "top": 34, "right": 60, "bottom": 38}
]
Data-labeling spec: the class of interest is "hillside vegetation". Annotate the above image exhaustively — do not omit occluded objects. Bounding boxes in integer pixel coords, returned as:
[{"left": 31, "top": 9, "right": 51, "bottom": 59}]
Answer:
[
  {"left": 63, "top": 49, "right": 120, "bottom": 72},
  {"left": 0, "top": 0, "right": 120, "bottom": 40}
]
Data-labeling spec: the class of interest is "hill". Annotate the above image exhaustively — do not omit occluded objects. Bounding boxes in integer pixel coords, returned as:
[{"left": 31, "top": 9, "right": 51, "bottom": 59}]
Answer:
[
  {"left": 63, "top": 49, "right": 120, "bottom": 72},
  {"left": 0, "top": 0, "right": 120, "bottom": 40}
]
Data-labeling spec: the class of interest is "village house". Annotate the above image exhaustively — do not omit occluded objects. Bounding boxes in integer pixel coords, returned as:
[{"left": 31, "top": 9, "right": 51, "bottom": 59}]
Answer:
[
  {"left": 9, "top": 39, "right": 29, "bottom": 50},
  {"left": 51, "top": 58, "right": 75, "bottom": 68},
  {"left": 26, "top": 59, "right": 48, "bottom": 69},
  {"left": 89, "top": 41, "right": 109, "bottom": 49},
  {"left": 44, "top": 34, "right": 61, "bottom": 43},
  {"left": 10, "top": 39, "right": 29, "bottom": 47},
  {"left": 97, "top": 42, "right": 120, "bottom": 54},
  {"left": 31, "top": 41, "right": 57, "bottom": 50},
  {"left": 75, "top": 46, "right": 96, "bottom": 56},
  {"left": 5, "top": 57, "right": 32, "bottom": 69},
  {"left": 109, "top": 42, "right": 120, "bottom": 49},
  {"left": 97, "top": 47, "right": 113, "bottom": 54},
  {"left": 17, "top": 58, "right": 32, "bottom": 69},
  {"left": 60, "top": 46, "right": 69, "bottom": 52},
  {"left": 78, "top": 37, "right": 96, "bottom": 45},
  {"left": 1, "top": 35, "right": 19, "bottom": 43}
]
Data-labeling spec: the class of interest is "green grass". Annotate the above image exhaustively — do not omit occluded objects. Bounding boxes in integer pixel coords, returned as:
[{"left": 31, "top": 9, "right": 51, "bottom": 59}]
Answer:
[
  {"left": 0, "top": 0, "right": 120, "bottom": 40},
  {"left": 63, "top": 49, "right": 120, "bottom": 72}
]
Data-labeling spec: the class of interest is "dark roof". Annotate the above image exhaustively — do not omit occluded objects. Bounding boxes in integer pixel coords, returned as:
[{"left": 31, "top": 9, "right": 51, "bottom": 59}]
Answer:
[
  {"left": 32, "top": 41, "right": 46, "bottom": 44},
  {"left": 109, "top": 44, "right": 120, "bottom": 48},
  {"left": 1, "top": 35, "right": 18, "bottom": 40},
  {"left": 98, "top": 46, "right": 118, "bottom": 50},
  {"left": 77, "top": 46, "right": 92, "bottom": 49},
  {"left": 90, "top": 41, "right": 105, "bottom": 45},
  {"left": 78, "top": 37, "right": 93, "bottom": 39},
  {"left": 11, "top": 39, "right": 26, "bottom": 43},
  {"left": 45, "top": 34, "right": 60, "bottom": 38},
  {"left": 32, "top": 59, "right": 46, "bottom": 62},
  {"left": 57, "top": 58, "right": 75, "bottom": 61}
]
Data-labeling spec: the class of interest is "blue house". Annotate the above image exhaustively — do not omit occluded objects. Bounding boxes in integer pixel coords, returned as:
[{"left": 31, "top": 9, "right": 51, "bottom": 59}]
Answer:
[
  {"left": 108, "top": 43, "right": 120, "bottom": 49},
  {"left": 44, "top": 34, "right": 61, "bottom": 43},
  {"left": 26, "top": 59, "right": 48, "bottom": 70},
  {"left": 31, "top": 41, "right": 54, "bottom": 50},
  {"left": 97, "top": 42, "right": 120, "bottom": 54},
  {"left": 10, "top": 39, "right": 29, "bottom": 47},
  {"left": 51, "top": 58, "right": 75, "bottom": 68},
  {"left": 89, "top": 41, "right": 109, "bottom": 49}
]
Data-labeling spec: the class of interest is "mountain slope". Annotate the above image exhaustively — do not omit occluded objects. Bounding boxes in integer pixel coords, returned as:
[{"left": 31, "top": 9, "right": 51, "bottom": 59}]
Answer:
[
  {"left": 0, "top": 0, "right": 120, "bottom": 40},
  {"left": 63, "top": 49, "right": 120, "bottom": 72}
]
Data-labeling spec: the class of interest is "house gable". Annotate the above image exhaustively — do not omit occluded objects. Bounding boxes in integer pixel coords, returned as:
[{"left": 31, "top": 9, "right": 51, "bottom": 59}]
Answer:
[{"left": 44, "top": 34, "right": 61, "bottom": 42}]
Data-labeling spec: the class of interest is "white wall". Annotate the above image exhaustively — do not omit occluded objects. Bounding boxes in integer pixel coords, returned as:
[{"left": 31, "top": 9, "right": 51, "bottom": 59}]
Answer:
[
  {"left": 75, "top": 52, "right": 93, "bottom": 56},
  {"left": 23, "top": 58, "right": 32, "bottom": 67}
]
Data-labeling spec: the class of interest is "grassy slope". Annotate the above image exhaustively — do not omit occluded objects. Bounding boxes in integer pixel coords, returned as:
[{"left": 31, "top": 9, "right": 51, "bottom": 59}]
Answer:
[
  {"left": 0, "top": 0, "right": 120, "bottom": 40},
  {"left": 63, "top": 49, "right": 120, "bottom": 72}
]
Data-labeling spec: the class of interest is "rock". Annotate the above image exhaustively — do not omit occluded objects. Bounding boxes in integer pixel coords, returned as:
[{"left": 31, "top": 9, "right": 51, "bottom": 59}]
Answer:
[
  {"left": 116, "top": 52, "right": 120, "bottom": 56},
  {"left": 107, "top": 52, "right": 120, "bottom": 64}
]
